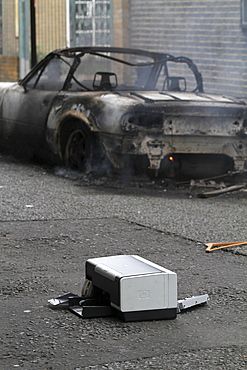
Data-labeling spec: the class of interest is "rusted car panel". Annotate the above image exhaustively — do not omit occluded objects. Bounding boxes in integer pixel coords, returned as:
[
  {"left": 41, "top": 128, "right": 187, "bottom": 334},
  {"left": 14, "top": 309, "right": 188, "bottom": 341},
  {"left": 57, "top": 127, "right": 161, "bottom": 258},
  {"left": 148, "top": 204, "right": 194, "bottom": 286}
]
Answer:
[{"left": 0, "top": 46, "right": 246, "bottom": 177}]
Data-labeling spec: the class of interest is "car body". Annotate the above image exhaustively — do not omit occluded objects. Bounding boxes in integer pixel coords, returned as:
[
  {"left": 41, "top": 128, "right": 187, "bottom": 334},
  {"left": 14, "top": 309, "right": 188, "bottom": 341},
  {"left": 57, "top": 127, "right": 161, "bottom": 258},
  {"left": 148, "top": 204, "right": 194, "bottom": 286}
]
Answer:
[{"left": 0, "top": 46, "right": 247, "bottom": 178}]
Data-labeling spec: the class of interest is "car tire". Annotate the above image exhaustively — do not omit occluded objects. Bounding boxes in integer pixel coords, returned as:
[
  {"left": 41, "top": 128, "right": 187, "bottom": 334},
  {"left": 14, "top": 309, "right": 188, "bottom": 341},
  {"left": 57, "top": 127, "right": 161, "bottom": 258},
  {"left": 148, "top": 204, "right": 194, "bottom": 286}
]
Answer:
[{"left": 64, "top": 128, "right": 92, "bottom": 171}]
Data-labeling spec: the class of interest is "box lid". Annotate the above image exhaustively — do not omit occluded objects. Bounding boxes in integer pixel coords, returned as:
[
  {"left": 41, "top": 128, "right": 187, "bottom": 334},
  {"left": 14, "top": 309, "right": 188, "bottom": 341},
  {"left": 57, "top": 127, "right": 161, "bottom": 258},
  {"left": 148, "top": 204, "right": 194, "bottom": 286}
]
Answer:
[{"left": 87, "top": 255, "right": 174, "bottom": 279}]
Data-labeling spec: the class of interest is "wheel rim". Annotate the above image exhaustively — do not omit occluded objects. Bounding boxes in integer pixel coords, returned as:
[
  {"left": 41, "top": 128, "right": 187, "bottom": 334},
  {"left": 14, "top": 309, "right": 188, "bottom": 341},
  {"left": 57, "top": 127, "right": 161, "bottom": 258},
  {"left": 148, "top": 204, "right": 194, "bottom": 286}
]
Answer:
[{"left": 65, "top": 129, "right": 88, "bottom": 170}]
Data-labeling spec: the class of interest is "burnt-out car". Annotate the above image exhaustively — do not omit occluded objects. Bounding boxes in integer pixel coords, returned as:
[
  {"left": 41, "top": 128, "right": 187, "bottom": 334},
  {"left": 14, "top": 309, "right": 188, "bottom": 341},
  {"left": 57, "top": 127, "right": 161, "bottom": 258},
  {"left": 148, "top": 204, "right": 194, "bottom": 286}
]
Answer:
[{"left": 0, "top": 46, "right": 247, "bottom": 178}]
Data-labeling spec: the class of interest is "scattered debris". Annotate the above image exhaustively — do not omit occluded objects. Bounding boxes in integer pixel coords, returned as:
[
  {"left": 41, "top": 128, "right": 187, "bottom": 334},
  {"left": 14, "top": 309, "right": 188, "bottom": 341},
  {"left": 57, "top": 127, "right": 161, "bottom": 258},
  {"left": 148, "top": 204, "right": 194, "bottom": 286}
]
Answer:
[
  {"left": 48, "top": 255, "right": 209, "bottom": 321},
  {"left": 205, "top": 241, "right": 247, "bottom": 252},
  {"left": 177, "top": 294, "right": 209, "bottom": 313},
  {"left": 197, "top": 184, "right": 245, "bottom": 198},
  {"left": 190, "top": 179, "right": 226, "bottom": 188}
]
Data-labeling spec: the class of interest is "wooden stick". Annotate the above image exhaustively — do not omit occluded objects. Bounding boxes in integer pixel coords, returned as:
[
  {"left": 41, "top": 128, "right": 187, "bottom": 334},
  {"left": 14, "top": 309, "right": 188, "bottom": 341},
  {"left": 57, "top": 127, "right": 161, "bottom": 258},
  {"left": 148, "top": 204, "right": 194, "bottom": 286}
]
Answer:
[
  {"left": 205, "top": 241, "right": 247, "bottom": 252},
  {"left": 198, "top": 184, "right": 245, "bottom": 198}
]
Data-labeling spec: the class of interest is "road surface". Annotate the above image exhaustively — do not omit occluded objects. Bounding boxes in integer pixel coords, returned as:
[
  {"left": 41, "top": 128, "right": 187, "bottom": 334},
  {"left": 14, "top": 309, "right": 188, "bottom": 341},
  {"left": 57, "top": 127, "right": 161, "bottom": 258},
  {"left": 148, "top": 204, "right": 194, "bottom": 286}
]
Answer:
[{"left": 1, "top": 155, "right": 246, "bottom": 369}]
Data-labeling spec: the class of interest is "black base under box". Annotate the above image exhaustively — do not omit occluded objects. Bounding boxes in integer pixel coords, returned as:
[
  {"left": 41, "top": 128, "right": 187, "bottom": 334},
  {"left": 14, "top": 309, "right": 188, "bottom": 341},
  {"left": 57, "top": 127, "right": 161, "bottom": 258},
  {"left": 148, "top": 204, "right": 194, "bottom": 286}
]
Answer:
[{"left": 117, "top": 308, "right": 177, "bottom": 322}]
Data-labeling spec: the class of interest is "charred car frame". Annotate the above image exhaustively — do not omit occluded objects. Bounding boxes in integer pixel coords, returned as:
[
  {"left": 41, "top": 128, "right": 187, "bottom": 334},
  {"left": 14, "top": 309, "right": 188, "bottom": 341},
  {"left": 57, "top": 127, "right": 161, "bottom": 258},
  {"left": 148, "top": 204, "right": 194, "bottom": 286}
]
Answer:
[{"left": 0, "top": 46, "right": 247, "bottom": 178}]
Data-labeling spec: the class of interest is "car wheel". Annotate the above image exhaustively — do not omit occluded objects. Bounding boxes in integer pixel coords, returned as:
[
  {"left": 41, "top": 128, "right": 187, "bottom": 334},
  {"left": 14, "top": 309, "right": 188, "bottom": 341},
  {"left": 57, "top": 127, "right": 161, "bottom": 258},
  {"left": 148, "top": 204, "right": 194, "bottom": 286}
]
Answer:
[{"left": 64, "top": 128, "right": 91, "bottom": 171}]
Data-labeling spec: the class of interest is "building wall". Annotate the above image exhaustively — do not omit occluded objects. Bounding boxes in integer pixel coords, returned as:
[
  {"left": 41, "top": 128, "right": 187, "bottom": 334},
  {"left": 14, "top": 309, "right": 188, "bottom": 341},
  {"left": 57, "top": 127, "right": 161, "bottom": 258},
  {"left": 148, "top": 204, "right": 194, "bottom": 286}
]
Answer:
[
  {"left": 2, "top": 0, "right": 18, "bottom": 56},
  {"left": 0, "top": 0, "right": 18, "bottom": 81},
  {"left": 0, "top": 55, "right": 19, "bottom": 81},
  {"left": 1, "top": 0, "right": 247, "bottom": 96},
  {"left": 113, "top": 0, "right": 130, "bottom": 48},
  {"left": 0, "top": 1, "right": 2, "bottom": 54},
  {"left": 0, "top": 0, "right": 67, "bottom": 81},
  {"left": 35, "top": 0, "right": 67, "bottom": 60},
  {"left": 130, "top": 0, "right": 247, "bottom": 97}
]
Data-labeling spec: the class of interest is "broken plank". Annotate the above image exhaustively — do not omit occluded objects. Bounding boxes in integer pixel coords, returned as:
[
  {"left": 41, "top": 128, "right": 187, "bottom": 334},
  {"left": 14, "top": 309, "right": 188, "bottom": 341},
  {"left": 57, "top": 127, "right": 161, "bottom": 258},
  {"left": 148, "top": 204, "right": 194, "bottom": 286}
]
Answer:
[{"left": 197, "top": 184, "right": 245, "bottom": 198}]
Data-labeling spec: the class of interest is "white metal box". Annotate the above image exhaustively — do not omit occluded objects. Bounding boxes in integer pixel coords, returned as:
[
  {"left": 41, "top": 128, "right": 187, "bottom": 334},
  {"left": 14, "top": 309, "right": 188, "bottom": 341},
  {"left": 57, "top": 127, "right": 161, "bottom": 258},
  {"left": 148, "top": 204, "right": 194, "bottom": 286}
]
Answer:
[{"left": 86, "top": 255, "right": 177, "bottom": 321}]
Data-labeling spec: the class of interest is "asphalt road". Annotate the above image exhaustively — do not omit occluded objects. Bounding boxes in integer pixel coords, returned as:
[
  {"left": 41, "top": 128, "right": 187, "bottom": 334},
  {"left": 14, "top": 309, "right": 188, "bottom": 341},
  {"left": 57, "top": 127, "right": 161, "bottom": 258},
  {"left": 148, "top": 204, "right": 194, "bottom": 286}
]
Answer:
[{"left": 1, "top": 155, "right": 247, "bottom": 369}]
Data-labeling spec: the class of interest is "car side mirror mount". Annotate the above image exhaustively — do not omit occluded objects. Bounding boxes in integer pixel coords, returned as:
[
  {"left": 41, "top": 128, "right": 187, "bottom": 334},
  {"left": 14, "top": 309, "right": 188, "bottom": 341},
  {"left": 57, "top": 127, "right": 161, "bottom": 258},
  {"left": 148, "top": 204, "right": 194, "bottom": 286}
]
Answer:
[{"left": 19, "top": 81, "right": 28, "bottom": 93}]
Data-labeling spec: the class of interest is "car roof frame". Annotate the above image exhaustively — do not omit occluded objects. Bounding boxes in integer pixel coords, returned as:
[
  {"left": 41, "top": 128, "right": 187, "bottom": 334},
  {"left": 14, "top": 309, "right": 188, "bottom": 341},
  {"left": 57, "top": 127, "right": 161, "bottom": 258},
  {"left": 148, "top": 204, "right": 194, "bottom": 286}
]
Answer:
[{"left": 19, "top": 46, "right": 203, "bottom": 93}]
